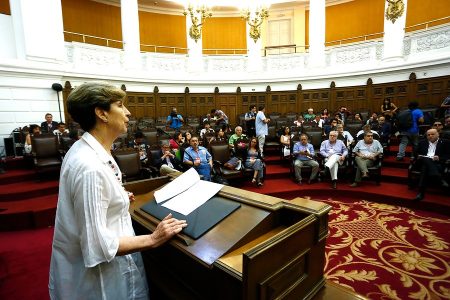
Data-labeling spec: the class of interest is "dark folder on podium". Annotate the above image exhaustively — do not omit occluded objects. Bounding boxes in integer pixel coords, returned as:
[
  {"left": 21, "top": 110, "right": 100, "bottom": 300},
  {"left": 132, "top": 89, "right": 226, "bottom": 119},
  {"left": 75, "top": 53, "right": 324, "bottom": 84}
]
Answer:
[{"left": 141, "top": 196, "right": 240, "bottom": 240}]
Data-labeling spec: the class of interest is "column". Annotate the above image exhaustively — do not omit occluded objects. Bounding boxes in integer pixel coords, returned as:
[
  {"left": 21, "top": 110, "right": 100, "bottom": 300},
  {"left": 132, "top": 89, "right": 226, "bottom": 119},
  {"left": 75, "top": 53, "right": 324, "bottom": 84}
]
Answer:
[
  {"left": 246, "top": 22, "right": 263, "bottom": 73},
  {"left": 121, "top": 0, "right": 141, "bottom": 69},
  {"left": 186, "top": 13, "right": 204, "bottom": 73},
  {"left": 308, "top": 0, "right": 326, "bottom": 67},
  {"left": 10, "top": 0, "right": 65, "bottom": 62},
  {"left": 383, "top": 0, "right": 408, "bottom": 61}
]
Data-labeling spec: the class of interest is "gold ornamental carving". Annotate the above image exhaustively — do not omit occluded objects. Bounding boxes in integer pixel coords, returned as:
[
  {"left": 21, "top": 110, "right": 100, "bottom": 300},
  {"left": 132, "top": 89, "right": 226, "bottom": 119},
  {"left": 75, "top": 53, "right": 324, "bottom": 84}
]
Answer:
[{"left": 385, "top": 0, "right": 405, "bottom": 24}]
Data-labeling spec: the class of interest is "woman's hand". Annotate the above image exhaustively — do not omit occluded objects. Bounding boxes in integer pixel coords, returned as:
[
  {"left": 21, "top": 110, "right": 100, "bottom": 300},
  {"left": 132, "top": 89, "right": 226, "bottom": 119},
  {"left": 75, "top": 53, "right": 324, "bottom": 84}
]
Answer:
[
  {"left": 149, "top": 213, "right": 187, "bottom": 248},
  {"left": 127, "top": 191, "right": 135, "bottom": 202}
]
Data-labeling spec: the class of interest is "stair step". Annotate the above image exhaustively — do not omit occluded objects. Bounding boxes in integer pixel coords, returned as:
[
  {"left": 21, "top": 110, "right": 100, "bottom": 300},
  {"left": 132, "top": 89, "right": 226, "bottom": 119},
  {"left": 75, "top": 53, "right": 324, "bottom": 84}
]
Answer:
[
  {"left": 0, "top": 180, "right": 59, "bottom": 201},
  {"left": 0, "top": 169, "right": 36, "bottom": 185}
]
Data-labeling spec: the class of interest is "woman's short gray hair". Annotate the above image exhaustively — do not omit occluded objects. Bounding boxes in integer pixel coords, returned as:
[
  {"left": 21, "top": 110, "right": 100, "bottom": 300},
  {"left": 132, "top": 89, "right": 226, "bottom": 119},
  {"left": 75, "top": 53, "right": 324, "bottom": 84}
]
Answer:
[{"left": 67, "top": 82, "right": 126, "bottom": 132}]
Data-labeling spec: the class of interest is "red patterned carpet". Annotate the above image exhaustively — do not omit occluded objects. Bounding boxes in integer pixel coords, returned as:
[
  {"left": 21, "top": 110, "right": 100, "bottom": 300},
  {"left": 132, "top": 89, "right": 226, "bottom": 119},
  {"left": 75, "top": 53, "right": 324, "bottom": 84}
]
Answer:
[{"left": 320, "top": 198, "right": 450, "bottom": 300}]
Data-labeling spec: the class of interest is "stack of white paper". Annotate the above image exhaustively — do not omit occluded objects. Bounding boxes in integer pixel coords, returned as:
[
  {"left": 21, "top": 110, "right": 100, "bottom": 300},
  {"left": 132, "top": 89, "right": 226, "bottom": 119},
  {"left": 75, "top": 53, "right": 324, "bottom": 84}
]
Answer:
[{"left": 154, "top": 168, "right": 223, "bottom": 215}]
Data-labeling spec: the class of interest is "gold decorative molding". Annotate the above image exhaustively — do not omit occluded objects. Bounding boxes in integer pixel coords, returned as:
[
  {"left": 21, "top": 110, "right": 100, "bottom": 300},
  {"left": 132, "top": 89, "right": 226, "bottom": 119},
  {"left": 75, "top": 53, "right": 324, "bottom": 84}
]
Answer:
[
  {"left": 242, "top": 7, "right": 269, "bottom": 43},
  {"left": 385, "top": 0, "right": 405, "bottom": 24},
  {"left": 184, "top": 5, "right": 212, "bottom": 43}
]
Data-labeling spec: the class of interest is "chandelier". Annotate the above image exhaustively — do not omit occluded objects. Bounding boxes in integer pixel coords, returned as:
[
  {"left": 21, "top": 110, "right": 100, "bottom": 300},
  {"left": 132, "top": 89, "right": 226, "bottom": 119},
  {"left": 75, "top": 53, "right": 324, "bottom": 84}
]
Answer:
[
  {"left": 183, "top": 4, "right": 212, "bottom": 43},
  {"left": 242, "top": 6, "right": 269, "bottom": 43}
]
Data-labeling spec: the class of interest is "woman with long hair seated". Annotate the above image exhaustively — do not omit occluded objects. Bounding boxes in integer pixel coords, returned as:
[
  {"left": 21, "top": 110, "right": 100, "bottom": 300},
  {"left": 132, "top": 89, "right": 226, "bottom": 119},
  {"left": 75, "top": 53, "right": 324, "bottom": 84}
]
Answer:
[
  {"left": 244, "top": 137, "right": 264, "bottom": 186},
  {"left": 169, "top": 131, "right": 183, "bottom": 151},
  {"left": 279, "top": 126, "right": 292, "bottom": 157}
]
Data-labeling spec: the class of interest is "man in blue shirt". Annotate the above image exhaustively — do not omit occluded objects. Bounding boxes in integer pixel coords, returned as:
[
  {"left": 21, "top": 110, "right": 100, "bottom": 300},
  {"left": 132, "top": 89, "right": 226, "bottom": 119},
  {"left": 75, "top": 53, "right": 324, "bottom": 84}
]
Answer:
[
  {"left": 183, "top": 135, "right": 213, "bottom": 181},
  {"left": 320, "top": 131, "right": 348, "bottom": 189},
  {"left": 293, "top": 134, "right": 320, "bottom": 184},
  {"left": 166, "top": 107, "right": 184, "bottom": 130},
  {"left": 396, "top": 102, "right": 424, "bottom": 161}
]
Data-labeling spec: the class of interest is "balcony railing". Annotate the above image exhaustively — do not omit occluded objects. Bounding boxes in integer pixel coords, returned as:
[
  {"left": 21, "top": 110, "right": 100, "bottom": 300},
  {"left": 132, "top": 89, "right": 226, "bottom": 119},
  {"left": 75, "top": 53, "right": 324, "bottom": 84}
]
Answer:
[{"left": 63, "top": 31, "right": 124, "bottom": 48}]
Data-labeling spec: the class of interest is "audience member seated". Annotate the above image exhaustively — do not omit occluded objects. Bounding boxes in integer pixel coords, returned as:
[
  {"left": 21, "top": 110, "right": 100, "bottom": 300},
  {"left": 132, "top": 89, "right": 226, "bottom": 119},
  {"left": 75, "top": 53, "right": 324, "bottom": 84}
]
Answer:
[
  {"left": 431, "top": 120, "right": 450, "bottom": 140},
  {"left": 210, "top": 126, "right": 227, "bottom": 143},
  {"left": 293, "top": 115, "right": 305, "bottom": 127},
  {"left": 303, "top": 108, "right": 316, "bottom": 122},
  {"left": 152, "top": 140, "right": 184, "bottom": 175},
  {"left": 412, "top": 129, "right": 450, "bottom": 201},
  {"left": 279, "top": 126, "right": 292, "bottom": 157},
  {"left": 354, "top": 113, "right": 364, "bottom": 124},
  {"left": 323, "top": 118, "right": 338, "bottom": 136},
  {"left": 350, "top": 132, "right": 383, "bottom": 187},
  {"left": 199, "top": 121, "right": 215, "bottom": 139},
  {"left": 376, "top": 116, "right": 392, "bottom": 145},
  {"left": 357, "top": 124, "right": 380, "bottom": 140},
  {"left": 381, "top": 98, "right": 398, "bottom": 121},
  {"left": 320, "top": 131, "right": 348, "bottom": 189},
  {"left": 366, "top": 113, "right": 379, "bottom": 129},
  {"left": 128, "top": 131, "right": 150, "bottom": 165},
  {"left": 169, "top": 131, "right": 184, "bottom": 151},
  {"left": 321, "top": 108, "right": 330, "bottom": 124},
  {"left": 183, "top": 135, "right": 213, "bottom": 181},
  {"left": 166, "top": 107, "right": 184, "bottom": 130},
  {"left": 40, "top": 113, "right": 59, "bottom": 133},
  {"left": 53, "top": 122, "right": 69, "bottom": 142},
  {"left": 228, "top": 126, "right": 246, "bottom": 150},
  {"left": 245, "top": 105, "right": 257, "bottom": 138},
  {"left": 293, "top": 134, "right": 320, "bottom": 184},
  {"left": 334, "top": 113, "right": 344, "bottom": 125},
  {"left": 311, "top": 115, "right": 324, "bottom": 128},
  {"left": 336, "top": 106, "right": 351, "bottom": 123},
  {"left": 336, "top": 124, "right": 354, "bottom": 148},
  {"left": 24, "top": 124, "right": 41, "bottom": 154},
  {"left": 244, "top": 137, "right": 264, "bottom": 186}
]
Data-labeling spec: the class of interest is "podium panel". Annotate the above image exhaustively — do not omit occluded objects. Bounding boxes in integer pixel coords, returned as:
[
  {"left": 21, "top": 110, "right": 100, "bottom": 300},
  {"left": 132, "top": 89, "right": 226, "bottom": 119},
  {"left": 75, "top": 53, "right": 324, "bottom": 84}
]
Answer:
[{"left": 126, "top": 176, "right": 334, "bottom": 300}]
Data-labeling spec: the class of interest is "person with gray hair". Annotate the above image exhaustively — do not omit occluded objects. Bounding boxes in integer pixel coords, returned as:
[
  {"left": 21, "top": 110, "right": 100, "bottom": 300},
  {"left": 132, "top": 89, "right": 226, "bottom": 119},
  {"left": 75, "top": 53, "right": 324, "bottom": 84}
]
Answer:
[
  {"left": 319, "top": 131, "right": 348, "bottom": 189},
  {"left": 350, "top": 131, "right": 383, "bottom": 187},
  {"left": 292, "top": 134, "right": 320, "bottom": 184},
  {"left": 49, "top": 82, "right": 187, "bottom": 299}
]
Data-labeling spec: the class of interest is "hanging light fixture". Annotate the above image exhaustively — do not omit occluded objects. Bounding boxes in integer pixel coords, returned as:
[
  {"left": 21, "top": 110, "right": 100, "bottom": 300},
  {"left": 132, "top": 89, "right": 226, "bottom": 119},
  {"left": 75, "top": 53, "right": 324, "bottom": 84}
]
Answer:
[
  {"left": 183, "top": 2, "right": 212, "bottom": 43},
  {"left": 241, "top": 3, "right": 270, "bottom": 43}
]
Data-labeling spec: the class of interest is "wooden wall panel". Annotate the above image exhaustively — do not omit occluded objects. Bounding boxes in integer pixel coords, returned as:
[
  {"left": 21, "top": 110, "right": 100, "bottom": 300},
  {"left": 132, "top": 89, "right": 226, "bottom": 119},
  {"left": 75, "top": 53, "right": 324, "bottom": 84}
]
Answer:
[
  {"left": 269, "top": 92, "right": 297, "bottom": 114},
  {"left": 63, "top": 75, "right": 450, "bottom": 129},
  {"left": 0, "top": 0, "right": 10, "bottom": 15},
  {"left": 61, "top": 0, "right": 122, "bottom": 48},
  {"left": 215, "top": 94, "right": 238, "bottom": 125},
  {"left": 139, "top": 11, "right": 187, "bottom": 53},
  {"left": 406, "top": 0, "right": 450, "bottom": 31},
  {"left": 202, "top": 17, "right": 247, "bottom": 54},
  {"left": 325, "top": 0, "right": 384, "bottom": 44},
  {"left": 187, "top": 94, "right": 215, "bottom": 117}
]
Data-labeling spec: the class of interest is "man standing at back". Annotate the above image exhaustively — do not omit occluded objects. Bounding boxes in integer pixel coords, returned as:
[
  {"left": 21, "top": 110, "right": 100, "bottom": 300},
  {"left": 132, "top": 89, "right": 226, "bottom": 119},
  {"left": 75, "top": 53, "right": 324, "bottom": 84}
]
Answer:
[
  {"left": 166, "top": 107, "right": 184, "bottom": 130},
  {"left": 396, "top": 101, "right": 424, "bottom": 161},
  {"left": 41, "top": 113, "right": 58, "bottom": 133},
  {"left": 255, "top": 106, "right": 270, "bottom": 157},
  {"left": 245, "top": 105, "right": 257, "bottom": 137}
]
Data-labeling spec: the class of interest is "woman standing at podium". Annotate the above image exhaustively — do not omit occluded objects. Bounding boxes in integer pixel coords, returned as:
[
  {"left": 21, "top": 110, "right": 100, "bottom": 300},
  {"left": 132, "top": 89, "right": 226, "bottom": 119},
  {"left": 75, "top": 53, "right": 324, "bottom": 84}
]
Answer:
[{"left": 49, "top": 82, "right": 187, "bottom": 300}]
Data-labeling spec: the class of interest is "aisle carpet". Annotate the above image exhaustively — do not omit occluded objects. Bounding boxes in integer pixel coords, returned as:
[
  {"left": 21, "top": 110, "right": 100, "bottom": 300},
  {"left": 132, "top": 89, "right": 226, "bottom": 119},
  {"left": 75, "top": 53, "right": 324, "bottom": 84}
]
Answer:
[{"left": 320, "top": 197, "right": 450, "bottom": 300}]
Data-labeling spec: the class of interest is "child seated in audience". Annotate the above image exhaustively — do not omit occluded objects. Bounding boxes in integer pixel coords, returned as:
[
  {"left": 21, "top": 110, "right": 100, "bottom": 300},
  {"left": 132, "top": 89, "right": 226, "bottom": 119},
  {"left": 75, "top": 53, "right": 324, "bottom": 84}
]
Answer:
[
  {"left": 53, "top": 122, "right": 69, "bottom": 136},
  {"left": 280, "top": 126, "right": 292, "bottom": 157},
  {"left": 128, "top": 131, "right": 150, "bottom": 164}
]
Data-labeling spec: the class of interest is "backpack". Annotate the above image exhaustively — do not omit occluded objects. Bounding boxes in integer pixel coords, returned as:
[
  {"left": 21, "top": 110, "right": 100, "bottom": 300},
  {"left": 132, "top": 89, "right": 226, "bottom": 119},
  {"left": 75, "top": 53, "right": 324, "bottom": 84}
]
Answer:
[{"left": 397, "top": 109, "right": 413, "bottom": 130}]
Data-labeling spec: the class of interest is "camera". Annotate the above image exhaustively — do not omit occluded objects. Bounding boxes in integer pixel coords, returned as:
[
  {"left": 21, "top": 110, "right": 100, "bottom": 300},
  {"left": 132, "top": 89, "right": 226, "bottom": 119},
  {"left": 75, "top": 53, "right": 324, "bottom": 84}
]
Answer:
[{"left": 170, "top": 112, "right": 177, "bottom": 118}]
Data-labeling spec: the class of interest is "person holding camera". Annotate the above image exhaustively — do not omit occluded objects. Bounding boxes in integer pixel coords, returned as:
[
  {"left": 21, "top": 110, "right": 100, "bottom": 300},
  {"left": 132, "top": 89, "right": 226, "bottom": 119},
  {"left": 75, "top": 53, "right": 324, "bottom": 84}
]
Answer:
[{"left": 166, "top": 107, "right": 184, "bottom": 130}]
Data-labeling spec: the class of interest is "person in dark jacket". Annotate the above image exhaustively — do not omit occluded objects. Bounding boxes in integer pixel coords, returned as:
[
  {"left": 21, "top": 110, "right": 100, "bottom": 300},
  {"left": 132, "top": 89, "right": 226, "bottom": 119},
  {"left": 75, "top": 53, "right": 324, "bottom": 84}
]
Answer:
[
  {"left": 40, "top": 113, "right": 59, "bottom": 133},
  {"left": 152, "top": 140, "right": 184, "bottom": 175},
  {"left": 413, "top": 128, "right": 450, "bottom": 201}
]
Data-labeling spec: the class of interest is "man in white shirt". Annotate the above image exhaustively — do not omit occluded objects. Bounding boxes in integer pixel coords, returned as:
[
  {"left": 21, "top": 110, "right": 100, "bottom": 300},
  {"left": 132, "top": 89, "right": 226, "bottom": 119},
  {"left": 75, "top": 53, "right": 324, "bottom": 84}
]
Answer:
[{"left": 255, "top": 106, "right": 270, "bottom": 157}]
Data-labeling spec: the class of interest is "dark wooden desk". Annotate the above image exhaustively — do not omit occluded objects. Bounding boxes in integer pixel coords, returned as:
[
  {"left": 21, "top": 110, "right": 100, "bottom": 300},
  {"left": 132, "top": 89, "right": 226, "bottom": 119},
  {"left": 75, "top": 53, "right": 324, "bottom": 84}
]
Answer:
[{"left": 126, "top": 177, "right": 364, "bottom": 300}]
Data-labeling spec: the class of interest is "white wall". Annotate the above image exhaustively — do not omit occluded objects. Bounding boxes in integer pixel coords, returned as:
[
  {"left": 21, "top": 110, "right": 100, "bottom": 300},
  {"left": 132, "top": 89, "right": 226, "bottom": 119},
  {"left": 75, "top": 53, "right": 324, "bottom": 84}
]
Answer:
[{"left": 0, "top": 14, "right": 17, "bottom": 59}]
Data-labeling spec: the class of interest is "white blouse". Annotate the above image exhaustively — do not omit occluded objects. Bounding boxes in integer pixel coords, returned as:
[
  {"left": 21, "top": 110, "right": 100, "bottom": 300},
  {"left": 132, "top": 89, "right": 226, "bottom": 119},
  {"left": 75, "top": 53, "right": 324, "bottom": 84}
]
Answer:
[{"left": 49, "top": 132, "right": 148, "bottom": 300}]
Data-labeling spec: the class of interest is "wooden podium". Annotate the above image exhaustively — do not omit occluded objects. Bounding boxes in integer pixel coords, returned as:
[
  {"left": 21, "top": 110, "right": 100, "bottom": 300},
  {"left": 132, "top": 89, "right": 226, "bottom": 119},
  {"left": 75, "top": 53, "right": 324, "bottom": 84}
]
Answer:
[{"left": 125, "top": 176, "right": 353, "bottom": 300}]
